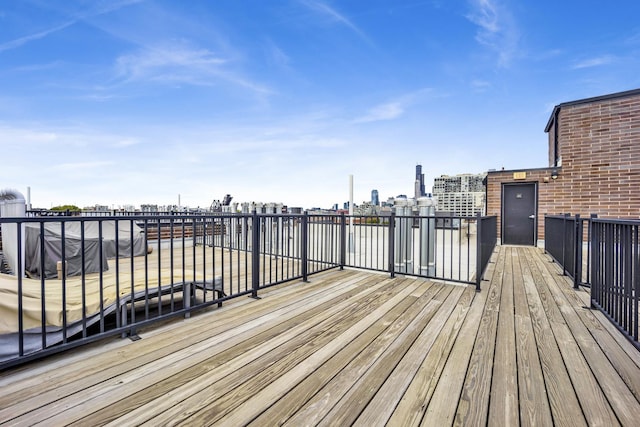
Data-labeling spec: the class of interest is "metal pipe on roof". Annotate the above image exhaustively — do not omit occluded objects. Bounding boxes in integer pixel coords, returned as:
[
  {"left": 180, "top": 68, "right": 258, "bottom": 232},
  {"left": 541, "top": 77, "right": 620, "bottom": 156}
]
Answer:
[
  {"left": 418, "top": 197, "right": 436, "bottom": 276},
  {"left": 0, "top": 189, "right": 26, "bottom": 277}
]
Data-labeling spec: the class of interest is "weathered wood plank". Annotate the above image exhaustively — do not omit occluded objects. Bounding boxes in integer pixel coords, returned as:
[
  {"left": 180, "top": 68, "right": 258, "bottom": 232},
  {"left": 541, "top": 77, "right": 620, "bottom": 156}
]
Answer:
[
  {"left": 488, "top": 247, "right": 519, "bottom": 427},
  {"left": 3, "top": 273, "right": 387, "bottom": 425},
  {"left": 536, "top": 252, "right": 640, "bottom": 403},
  {"left": 530, "top": 251, "right": 620, "bottom": 426},
  {"left": 247, "top": 282, "right": 449, "bottom": 427},
  {"left": 350, "top": 286, "right": 465, "bottom": 427},
  {"left": 537, "top": 251, "right": 640, "bottom": 426},
  {"left": 453, "top": 246, "right": 506, "bottom": 426},
  {"left": 418, "top": 280, "right": 488, "bottom": 425},
  {"left": 515, "top": 313, "right": 554, "bottom": 426},
  {"left": 519, "top": 248, "right": 586, "bottom": 427},
  {"left": 70, "top": 274, "right": 395, "bottom": 426},
  {"left": 307, "top": 287, "right": 456, "bottom": 427},
  {"left": 511, "top": 247, "right": 529, "bottom": 318},
  {"left": 0, "top": 267, "right": 358, "bottom": 400},
  {"left": 199, "top": 279, "right": 428, "bottom": 427},
  {"left": 514, "top": 248, "right": 554, "bottom": 426},
  {"left": 160, "top": 278, "right": 427, "bottom": 427},
  {"left": 385, "top": 284, "right": 476, "bottom": 427}
]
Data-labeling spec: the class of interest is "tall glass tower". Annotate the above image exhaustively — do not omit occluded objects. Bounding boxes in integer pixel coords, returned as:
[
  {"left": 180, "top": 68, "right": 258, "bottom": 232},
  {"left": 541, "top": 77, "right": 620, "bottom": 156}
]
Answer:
[
  {"left": 415, "top": 165, "right": 426, "bottom": 198},
  {"left": 371, "top": 189, "right": 379, "bottom": 206}
]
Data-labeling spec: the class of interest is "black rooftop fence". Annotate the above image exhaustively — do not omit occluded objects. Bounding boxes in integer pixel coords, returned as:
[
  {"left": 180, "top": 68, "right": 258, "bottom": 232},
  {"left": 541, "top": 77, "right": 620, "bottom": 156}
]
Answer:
[
  {"left": 590, "top": 218, "right": 640, "bottom": 350},
  {"left": 0, "top": 211, "right": 496, "bottom": 369},
  {"left": 545, "top": 214, "right": 640, "bottom": 351}
]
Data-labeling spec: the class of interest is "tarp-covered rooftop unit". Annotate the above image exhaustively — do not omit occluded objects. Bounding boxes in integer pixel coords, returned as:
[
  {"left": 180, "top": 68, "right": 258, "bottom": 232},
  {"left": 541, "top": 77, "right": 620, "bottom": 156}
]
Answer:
[{"left": 23, "top": 220, "right": 147, "bottom": 279}]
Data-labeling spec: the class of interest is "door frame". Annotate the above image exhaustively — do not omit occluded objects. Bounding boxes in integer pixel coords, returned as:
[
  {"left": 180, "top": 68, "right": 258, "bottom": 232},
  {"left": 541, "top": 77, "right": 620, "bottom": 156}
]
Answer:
[{"left": 501, "top": 182, "right": 538, "bottom": 246}]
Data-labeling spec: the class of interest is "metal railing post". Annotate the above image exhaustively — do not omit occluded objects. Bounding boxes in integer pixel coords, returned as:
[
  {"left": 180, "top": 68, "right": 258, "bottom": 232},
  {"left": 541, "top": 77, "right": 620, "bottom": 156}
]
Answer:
[
  {"left": 562, "top": 213, "right": 569, "bottom": 276},
  {"left": 388, "top": 212, "right": 396, "bottom": 278},
  {"left": 574, "top": 214, "right": 582, "bottom": 288},
  {"left": 301, "top": 212, "right": 309, "bottom": 282},
  {"left": 476, "top": 212, "right": 482, "bottom": 291},
  {"left": 251, "top": 210, "right": 260, "bottom": 299},
  {"left": 339, "top": 213, "right": 346, "bottom": 269},
  {"left": 587, "top": 213, "right": 597, "bottom": 286}
]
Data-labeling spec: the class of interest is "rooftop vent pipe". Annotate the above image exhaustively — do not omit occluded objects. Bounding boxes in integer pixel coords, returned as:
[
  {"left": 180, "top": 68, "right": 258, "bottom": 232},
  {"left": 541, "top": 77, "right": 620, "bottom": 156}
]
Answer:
[{"left": 0, "top": 189, "right": 27, "bottom": 276}]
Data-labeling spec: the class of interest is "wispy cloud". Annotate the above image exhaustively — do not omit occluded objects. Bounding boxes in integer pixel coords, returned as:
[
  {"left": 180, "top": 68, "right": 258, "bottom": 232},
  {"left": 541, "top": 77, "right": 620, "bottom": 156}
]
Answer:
[
  {"left": 264, "top": 39, "right": 292, "bottom": 70},
  {"left": 572, "top": 55, "right": 616, "bottom": 69},
  {"left": 113, "top": 41, "right": 272, "bottom": 94},
  {"left": 114, "top": 138, "right": 141, "bottom": 148},
  {"left": 355, "top": 102, "right": 405, "bottom": 123},
  {"left": 115, "top": 42, "right": 227, "bottom": 83},
  {"left": 300, "top": 0, "right": 373, "bottom": 45},
  {"left": 0, "top": 21, "right": 75, "bottom": 53},
  {"left": 0, "top": 0, "right": 142, "bottom": 54},
  {"left": 471, "top": 79, "right": 491, "bottom": 92},
  {"left": 354, "top": 89, "right": 433, "bottom": 123},
  {"left": 52, "top": 161, "right": 114, "bottom": 172},
  {"left": 466, "top": 0, "right": 520, "bottom": 67}
]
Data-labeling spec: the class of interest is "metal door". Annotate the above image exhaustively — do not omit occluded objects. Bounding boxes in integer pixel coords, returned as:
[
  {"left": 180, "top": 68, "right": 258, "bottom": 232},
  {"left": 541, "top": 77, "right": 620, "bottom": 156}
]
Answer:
[{"left": 502, "top": 183, "right": 537, "bottom": 245}]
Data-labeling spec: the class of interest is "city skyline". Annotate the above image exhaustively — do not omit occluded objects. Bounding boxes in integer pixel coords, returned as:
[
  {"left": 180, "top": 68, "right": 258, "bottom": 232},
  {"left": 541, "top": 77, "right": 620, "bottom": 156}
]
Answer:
[{"left": 1, "top": 1, "right": 639, "bottom": 209}]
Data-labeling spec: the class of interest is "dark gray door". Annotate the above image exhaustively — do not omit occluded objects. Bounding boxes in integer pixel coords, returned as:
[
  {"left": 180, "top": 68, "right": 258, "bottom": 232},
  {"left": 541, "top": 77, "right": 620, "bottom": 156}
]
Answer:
[{"left": 502, "top": 183, "right": 536, "bottom": 245}]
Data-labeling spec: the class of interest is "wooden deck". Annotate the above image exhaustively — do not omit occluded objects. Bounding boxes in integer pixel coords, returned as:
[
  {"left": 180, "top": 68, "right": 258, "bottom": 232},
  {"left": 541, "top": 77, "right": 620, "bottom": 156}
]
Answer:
[{"left": 1, "top": 246, "right": 639, "bottom": 426}]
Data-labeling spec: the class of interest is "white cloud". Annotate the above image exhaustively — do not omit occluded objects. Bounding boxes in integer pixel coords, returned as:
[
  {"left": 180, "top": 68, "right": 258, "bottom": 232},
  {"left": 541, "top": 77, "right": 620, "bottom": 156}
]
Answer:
[
  {"left": 471, "top": 79, "right": 491, "bottom": 91},
  {"left": 112, "top": 41, "right": 272, "bottom": 94},
  {"left": 466, "top": 0, "right": 520, "bottom": 67},
  {"left": 115, "top": 43, "right": 227, "bottom": 83},
  {"left": 353, "top": 89, "right": 433, "bottom": 123},
  {"left": 0, "top": 0, "right": 143, "bottom": 53},
  {"left": 52, "top": 161, "right": 114, "bottom": 172},
  {"left": 0, "top": 21, "right": 75, "bottom": 53},
  {"left": 572, "top": 55, "right": 616, "bottom": 69},
  {"left": 354, "top": 102, "right": 405, "bottom": 123},
  {"left": 299, "top": 0, "right": 373, "bottom": 45}
]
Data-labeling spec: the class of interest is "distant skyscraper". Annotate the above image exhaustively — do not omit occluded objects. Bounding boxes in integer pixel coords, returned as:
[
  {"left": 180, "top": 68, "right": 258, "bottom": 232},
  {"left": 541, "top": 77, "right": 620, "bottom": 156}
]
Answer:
[
  {"left": 415, "top": 164, "right": 426, "bottom": 198},
  {"left": 371, "top": 189, "right": 379, "bottom": 206}
]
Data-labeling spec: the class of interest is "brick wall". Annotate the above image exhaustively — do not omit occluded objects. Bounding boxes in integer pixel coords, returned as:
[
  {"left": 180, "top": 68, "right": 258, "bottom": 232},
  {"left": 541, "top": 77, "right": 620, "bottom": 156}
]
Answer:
[
  {"left": 487, "top": 89, "right": 640, "bottom": 244},
  {"left": 549, "top": 94, "right": 640, "bottom": 218}
]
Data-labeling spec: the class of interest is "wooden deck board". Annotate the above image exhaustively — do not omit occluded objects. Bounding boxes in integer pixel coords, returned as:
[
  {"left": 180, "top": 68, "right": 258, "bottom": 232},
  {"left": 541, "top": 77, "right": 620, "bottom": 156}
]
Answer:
[
  {"left": 488, "top": 246, "right": 519, "bottom": 427},
  {"left": 518, "top": 248, "right": 586, "bottom": 426},
  {"left": 1, "top": 246, "right": 640, "bottom": 426}
]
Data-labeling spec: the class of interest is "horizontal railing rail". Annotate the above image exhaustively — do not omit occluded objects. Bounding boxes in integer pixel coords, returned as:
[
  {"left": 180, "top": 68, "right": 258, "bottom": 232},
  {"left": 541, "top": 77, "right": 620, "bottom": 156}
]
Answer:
[{"left": 0, "top": 211, "right": 496, "bottom": 369}]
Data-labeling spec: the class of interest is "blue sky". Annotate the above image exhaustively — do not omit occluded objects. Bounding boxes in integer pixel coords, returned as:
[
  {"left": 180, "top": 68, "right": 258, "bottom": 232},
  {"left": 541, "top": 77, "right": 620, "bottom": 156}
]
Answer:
[{"left": 1, "top": 0, "right": 639, "bottom": 210}]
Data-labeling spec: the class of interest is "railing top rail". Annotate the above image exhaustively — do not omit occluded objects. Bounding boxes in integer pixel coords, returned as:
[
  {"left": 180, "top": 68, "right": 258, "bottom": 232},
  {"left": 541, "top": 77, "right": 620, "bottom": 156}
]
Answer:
[{"left": 591, "top": 217, "right": 640, "bottom": 226}]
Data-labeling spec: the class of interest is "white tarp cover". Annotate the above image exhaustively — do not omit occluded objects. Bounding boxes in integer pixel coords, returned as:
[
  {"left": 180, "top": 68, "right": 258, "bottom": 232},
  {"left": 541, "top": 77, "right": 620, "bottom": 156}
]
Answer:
[{"left": 24, "top": 220, "right": 146, "bottom": 279}]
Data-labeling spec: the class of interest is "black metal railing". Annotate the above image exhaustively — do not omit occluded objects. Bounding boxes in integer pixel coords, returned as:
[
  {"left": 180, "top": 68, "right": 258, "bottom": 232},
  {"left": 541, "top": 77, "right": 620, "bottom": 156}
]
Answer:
[
  {"left": 0, "top": 211, "right": 496, "bottom": 368},
  {"left": 545, "top": 214, "right": 639, "bottom": 350},
  {"left": 544, "top": 213, "right": 597, "bottom": 288},
  {"left": 341, "top": 212, "right": 495, "bottom": 290},
  {"left": 590, "top": 218, "right": 640, "bottom": 350},
  {"left": 477, "top": 215, "right": 497, "bottom": 289}
]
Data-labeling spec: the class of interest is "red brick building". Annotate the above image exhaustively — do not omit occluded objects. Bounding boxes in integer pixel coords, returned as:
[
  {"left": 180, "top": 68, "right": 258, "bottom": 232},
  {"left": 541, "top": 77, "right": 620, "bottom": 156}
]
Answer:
[{"left": 486, "top": 88, "right": 640, "bottom": 246}]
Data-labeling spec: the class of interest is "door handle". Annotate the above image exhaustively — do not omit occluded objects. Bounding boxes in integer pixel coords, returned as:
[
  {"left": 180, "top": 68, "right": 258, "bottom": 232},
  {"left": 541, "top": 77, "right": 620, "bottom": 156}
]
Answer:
[{"left": 528, "top": 214, "right": 535, "bottom": 219}]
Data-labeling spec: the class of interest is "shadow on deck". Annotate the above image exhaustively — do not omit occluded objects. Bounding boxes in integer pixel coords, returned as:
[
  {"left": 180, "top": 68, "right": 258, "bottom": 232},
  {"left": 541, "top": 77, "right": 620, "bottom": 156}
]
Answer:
[{"left": 0, "top": 246, "right": 639, "bottom": 425}]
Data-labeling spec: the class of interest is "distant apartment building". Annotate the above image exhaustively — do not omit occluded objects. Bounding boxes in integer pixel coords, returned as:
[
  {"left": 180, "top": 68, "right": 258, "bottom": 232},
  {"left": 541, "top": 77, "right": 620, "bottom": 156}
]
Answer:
[
  {"left": 371, "top": 189, "right": 379, "bottom": 206},
  {"left": 433, "top": 173, "right": 486, "bottom": 216},
  {"left": 140, "top": 204, "right": 159, "bottom": 213},
  {"left": 486, "top": 88, "right": 640, "bottom": 246}
]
